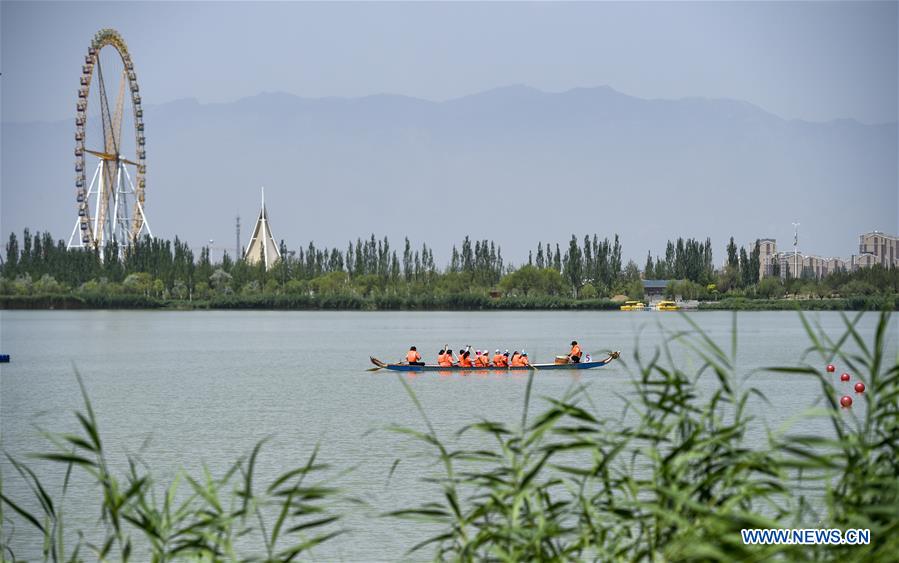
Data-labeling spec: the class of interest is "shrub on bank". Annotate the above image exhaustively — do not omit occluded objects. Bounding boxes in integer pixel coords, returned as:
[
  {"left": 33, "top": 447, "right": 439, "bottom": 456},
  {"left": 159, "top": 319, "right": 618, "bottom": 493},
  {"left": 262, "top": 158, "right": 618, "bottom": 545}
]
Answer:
[{"left": 699, "top": 297, "right": 897, "bottom": 311}]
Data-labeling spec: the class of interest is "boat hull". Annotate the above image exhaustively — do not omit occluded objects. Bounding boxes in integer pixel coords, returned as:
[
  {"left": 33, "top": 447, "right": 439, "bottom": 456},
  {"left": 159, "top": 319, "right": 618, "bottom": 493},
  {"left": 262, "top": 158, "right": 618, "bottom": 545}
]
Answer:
[{"left": 370, "top": 352, "right": 619, "bottom": 372}]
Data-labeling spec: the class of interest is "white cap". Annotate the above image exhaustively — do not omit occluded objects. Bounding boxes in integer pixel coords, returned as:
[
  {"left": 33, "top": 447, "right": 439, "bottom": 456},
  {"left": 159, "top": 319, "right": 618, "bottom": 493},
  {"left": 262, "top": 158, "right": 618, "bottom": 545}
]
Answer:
[
  {"left": 496, "top": 349, "right": 500, "bottom": 354},
  {"left": 522, "top": 350, "right": 526, "bottom": 354}
]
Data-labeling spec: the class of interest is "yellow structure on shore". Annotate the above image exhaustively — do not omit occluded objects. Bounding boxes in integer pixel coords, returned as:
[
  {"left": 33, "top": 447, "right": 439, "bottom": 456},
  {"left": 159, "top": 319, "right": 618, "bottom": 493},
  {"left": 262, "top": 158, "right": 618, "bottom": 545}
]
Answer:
[{"left": 620, "top": 301, "right": 646, "bottom": 311}]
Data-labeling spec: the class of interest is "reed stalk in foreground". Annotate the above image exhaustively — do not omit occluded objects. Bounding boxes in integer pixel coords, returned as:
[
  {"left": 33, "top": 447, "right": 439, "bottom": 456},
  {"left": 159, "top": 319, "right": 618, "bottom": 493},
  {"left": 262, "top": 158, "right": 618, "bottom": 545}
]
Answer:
[
  {"left": 387, "top": 311, "right": 897, "bottom": 562},
  {"left": 2, "top": 312, "right": 896, "bottom": 561},
  {"left": 0, "top": 373, "right": 343, "bottom": 562}
]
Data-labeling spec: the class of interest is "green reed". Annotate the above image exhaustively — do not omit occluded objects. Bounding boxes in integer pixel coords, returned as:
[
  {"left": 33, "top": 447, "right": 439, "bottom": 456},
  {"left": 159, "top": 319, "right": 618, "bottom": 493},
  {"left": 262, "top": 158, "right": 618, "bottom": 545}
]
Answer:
[
  {"left": 0, "top": 374, "right": 342, "bottom": 562},
  {"left": 2, "top": 312, "right": 896, "bottom": 561},
  {"left": 387, "top": 311, "right": 897, "bottom": 561}
]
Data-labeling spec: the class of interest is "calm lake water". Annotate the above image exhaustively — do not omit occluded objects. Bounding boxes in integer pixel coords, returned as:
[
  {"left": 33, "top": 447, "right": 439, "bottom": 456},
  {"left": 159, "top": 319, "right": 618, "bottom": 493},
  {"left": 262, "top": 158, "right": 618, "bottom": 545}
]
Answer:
[{"left": 1, "top": 310, "right": 895, "bottom": 560}]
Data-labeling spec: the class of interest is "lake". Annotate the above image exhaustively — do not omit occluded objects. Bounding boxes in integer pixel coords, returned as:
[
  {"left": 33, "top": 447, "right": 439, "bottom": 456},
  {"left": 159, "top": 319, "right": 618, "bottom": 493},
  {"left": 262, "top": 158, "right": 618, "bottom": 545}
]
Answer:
[{"left": 1, "top": 310, "right": 895, "bottom": 560}]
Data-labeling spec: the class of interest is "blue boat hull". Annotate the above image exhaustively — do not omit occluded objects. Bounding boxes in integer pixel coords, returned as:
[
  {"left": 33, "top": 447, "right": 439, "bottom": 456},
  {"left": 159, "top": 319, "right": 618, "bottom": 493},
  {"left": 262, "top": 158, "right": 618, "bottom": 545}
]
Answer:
[{"left": 369, "top": 352, "right": 619, "bottom": 372}]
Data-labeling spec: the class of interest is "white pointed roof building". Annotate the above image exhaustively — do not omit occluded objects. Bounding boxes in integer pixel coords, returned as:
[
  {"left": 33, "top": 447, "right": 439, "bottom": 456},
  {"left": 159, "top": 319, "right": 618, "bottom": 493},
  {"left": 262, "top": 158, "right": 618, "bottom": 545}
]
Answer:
[{"left": 244, "top": 187, "right": 281, "bottom": 270}]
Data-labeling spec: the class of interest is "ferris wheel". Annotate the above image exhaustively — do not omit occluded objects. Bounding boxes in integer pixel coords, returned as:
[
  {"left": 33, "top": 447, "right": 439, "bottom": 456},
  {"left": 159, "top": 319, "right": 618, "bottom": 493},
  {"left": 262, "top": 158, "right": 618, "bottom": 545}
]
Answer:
[{"left": 67, "top": 28, "right": 152, "bottom": 252}]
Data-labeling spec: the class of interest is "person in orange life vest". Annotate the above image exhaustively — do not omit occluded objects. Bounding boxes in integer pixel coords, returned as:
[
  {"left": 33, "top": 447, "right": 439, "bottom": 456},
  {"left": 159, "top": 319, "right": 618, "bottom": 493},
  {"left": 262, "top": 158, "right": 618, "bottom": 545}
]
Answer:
[
  {"left": 568, "top": 341, "right": 582, "bottom": 363},
  {"left": 502, "top": 350, "right": 510, "bottom": 366},
  {"left": 476, "top": 351, "right": 490, "bottom": 367},
  {"left": 520, "top": 352, "right": 530, "bottom": 366},
  {"left": 406, "top": 346, "right": 424, "bottom": 366},
  {"left": 510, "top": 351, "right": 522, "bottom": 366},
  {"left": 459, "top": 350, "right": 473, "bottom": 367},
  {"left": 437, "top": 348, "right": 452, "bottom": 367},
  {"left": 492, "top": 349, "right": 505, "bottom": 367}
]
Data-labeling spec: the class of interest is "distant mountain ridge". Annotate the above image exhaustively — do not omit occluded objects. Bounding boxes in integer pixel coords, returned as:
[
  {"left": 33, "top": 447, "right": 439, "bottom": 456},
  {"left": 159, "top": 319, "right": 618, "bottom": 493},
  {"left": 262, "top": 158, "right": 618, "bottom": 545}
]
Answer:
[{"left": 2, "top": 85, "right": 896, "bottom": 263}]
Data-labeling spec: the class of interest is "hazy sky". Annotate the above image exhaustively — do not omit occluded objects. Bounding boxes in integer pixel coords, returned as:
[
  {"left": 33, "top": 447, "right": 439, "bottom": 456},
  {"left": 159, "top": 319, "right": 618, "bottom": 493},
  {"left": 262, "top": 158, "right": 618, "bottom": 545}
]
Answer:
[{"left": 2, "top": 1, "right": 897, "bottom": 125}]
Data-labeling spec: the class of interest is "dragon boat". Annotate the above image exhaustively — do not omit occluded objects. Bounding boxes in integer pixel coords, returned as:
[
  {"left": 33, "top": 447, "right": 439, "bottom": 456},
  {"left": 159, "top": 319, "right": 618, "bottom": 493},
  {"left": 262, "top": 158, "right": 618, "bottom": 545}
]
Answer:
[{"left": 369, "top": 351, "right": 620, "bottom": 372}]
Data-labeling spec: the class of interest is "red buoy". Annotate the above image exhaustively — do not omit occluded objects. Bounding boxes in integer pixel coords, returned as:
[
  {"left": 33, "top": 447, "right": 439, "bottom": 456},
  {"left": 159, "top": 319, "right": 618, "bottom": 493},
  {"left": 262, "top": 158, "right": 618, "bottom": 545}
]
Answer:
[
  {"left": 840, "top": 373, "right": 851, "bottom": 382},
  {"left": 854, "top": 382, "right": 866, "bottom": 394},
  {"left": 840, "top": 395, "right": 853, "bottom": 408},
  {"left": 826, "top": 364, "right": 836, "bottom": 373}
]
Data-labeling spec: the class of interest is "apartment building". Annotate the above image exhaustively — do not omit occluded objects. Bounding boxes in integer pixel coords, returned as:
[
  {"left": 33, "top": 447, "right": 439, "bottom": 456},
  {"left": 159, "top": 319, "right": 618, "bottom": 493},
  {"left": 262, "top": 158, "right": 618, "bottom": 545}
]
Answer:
[
  {"left": 754, "top": 230, "right": 895, "bottom": 278},
  {"left": 755, "top": 238, "right": 777, "bottom": 278},
  {"left": 854, "top": 231, "right": 898, "bottom": 269}
]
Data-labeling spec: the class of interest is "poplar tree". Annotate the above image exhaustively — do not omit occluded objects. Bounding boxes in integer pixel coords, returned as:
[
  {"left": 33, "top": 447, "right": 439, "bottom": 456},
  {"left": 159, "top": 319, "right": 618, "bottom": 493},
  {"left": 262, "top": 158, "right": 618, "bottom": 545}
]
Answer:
[{"left": 727, "top": 237, "right": 739, "bottom": 269}]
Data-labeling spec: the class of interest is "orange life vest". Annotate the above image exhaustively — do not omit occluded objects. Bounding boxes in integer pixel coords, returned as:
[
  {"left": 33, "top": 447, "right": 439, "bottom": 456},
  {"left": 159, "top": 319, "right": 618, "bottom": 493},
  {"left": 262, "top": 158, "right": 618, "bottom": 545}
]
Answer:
[
  {"left": 521, "top": 356, "right": 530, "bottom": 366},
  {"left": 476, "top": 355, "right": 489, "bottom": 367},
  {"left": 438, "top": 354, "right": 453, "bottom": 367},
  {"left": 460, "top": 355, "right": 473, "bottom": 367},
  {"left": 511, "top": 353, "right": 521, "bottom": 366},
  {"left": 570, "top": 345, "right": 582, "bottom": 358},
  {"left": 407, "top": 350, "right": 421, "bottom": 363},
  {"left": 493, "top": 354, "right": 504, "bottom": 366}
]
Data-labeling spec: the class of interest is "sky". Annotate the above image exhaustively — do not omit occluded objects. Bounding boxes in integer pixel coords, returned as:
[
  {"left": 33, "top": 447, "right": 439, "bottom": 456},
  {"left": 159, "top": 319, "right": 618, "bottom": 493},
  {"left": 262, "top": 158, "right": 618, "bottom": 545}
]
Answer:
[
  {"left": 0, "top": 1, "right": 897, "bottom": 263},
  {"left": 2, "top": 1, "right": 897, "bottom": 124}
]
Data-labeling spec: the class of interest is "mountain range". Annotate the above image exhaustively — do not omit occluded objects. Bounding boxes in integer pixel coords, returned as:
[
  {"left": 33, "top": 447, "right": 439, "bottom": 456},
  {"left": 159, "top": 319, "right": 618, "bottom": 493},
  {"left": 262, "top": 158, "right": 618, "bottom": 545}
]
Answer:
[{"left": 2, "top": 85, "right": 896, "bottom": 265}]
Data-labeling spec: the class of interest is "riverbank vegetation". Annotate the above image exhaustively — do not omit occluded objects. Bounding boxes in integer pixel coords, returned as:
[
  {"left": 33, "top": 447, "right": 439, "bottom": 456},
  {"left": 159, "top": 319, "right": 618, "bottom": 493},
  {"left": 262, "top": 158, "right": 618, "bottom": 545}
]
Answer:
[
  {"left": 2, "top": 312, "right": 896, "bottom": 560},
  {"left": 1, "top": 229, "right": 896, "bottom": 310}
]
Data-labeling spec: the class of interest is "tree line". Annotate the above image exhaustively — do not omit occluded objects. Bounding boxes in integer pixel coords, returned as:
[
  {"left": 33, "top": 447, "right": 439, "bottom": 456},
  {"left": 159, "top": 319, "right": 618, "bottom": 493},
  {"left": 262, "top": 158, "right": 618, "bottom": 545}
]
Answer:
[{"left": 1, "top": 229, "right": 896, "bottom": 307}]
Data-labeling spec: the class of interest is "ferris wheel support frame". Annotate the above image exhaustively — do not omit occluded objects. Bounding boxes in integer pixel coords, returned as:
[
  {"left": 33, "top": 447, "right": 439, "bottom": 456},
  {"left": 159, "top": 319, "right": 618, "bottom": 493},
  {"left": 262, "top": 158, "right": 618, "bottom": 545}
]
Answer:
[{"left": 66, "top": 28, "right": 150, "bottom": 254}]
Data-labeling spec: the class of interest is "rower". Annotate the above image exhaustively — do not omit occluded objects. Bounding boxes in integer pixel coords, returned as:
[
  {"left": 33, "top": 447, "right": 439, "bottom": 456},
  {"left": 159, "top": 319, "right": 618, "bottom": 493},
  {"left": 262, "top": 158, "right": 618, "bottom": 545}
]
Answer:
[
  {"left": 520, "top": 352, "right": 530, "bottom": 366},
  {"left": 492, "top": 349, "right": 505, "bottom": 367},
  {"left": 439, "top": 348, "right": 454, "bottom": 367},
  {"left": 459, "top": 350, "right": 473, "bottom": 367},
  {"left": 406, "top": 346, "right": 424, "bottom": 366},
  {"left": 510, "top": 350, "right": 522, "bottom": 366},
  {"left": 568, "top": 341, "right": 582, "bottom": 364},
  {"left": 476, "top": 351, "right": 490, "bottom": 367}
]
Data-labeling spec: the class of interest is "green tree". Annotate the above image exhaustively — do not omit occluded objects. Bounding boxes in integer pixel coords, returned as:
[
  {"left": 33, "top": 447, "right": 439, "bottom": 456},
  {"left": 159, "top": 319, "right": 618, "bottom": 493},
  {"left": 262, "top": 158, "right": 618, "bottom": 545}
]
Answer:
[
  {"left": 644, "top": 251, "right": 654, "bottom": 279},
  {"left": 4, "top": 232, "right": 19, "bottom": 278},
  {"left": 757, "top": 277, "right": 785, "bottom": 299},
  {"left": 727, "top": 237, "right": 738, "bottom": 270},
  {"left": 739, "top": 246, "right": 751, "bottom": 288},
  {"left": 563, "top": 235, "right": 583, "bottom": 297},
  {"left": 210, "top": 269, "right": 233, "bottom": 294},
  {"left": 499, "top": 265, "right": 541, "bottom": 296}
]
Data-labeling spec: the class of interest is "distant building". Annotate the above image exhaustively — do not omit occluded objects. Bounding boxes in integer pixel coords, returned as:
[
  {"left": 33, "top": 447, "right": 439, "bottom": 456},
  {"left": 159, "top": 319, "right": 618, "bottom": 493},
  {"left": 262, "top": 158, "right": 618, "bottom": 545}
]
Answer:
[
  {"left": 244, "top": 187, "right": 281, "bottom": 270},
  {"left": 803, "top": 255, "right": 828, "bottom": 278},
  {"left": 642, "top": 280, "right": 669, "bottom": 303},
  {"left": 775, "top": 252, "right": 803, "bottom": 279},
  {"left": 851, "top": 253, "right": 879, "bottom": 270},
  {"left": 755, "top": 238, "right": 777, "bottom": 278},
  {"left": 826, "top": 257, "right": 847, "bottom": 274},
  {"left": 770, "top": 252, "right": 846, "bottom": 280},
  {"left": 854, "top": 231, "right": 898, "bottom": 269},
  {"left": 754, "top": 229, "right": 894, "bottom": 280}
]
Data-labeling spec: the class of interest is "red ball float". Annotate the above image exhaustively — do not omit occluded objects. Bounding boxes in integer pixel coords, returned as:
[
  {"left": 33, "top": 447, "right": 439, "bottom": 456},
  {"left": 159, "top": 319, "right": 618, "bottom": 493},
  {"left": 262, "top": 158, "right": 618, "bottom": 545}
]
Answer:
[
  {"left": 840, "top": 395, "right": 853, "bottom": 408},
  {"left": 826, "top": 364, "right": 836, "bottom": 373},
  {"left": 854, "top": 382, "right": 866, "bottom": 394},
  {"left": 840, "top": 373, "right": 851, "bottom": 382}
]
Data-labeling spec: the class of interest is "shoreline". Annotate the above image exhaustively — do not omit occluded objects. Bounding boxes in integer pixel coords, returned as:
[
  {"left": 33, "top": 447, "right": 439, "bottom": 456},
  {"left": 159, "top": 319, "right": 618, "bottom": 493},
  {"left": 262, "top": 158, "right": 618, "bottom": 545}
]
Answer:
[{"left": 1, "top": 294, "right": 895, "bottom": 312}]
